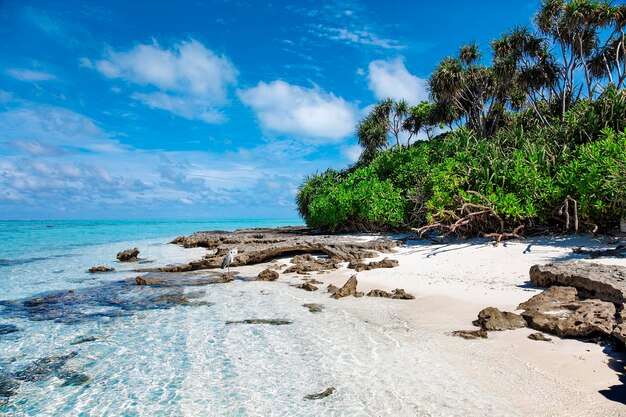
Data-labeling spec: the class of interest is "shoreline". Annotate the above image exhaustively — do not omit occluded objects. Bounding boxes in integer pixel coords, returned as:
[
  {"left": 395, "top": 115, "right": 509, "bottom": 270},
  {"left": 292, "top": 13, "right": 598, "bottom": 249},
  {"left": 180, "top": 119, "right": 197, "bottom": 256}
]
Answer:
[{"left": 198, "top": 229, "right": 626, "bottom": 415}]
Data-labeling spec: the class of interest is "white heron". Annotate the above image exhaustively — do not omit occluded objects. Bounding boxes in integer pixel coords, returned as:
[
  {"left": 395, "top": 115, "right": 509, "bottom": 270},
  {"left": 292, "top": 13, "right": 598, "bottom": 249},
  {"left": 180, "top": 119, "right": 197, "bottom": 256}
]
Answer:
[{"left": 221, "top": 248, "right": 238, "bottom": 272}]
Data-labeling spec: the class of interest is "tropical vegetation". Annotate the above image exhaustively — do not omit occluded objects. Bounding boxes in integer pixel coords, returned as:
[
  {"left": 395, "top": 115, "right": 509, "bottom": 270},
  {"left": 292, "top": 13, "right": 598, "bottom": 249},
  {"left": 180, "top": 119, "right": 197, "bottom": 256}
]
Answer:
[{"left": 297, "top": 0, "right": 626, "bottom": 237}]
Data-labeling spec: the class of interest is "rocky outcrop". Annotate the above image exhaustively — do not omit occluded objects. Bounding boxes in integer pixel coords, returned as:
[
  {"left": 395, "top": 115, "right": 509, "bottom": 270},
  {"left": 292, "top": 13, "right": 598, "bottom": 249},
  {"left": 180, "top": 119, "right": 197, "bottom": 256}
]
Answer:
[
  {"left": 612, "top": 320, "right": 626, "bottom": 344},
  {"left": 327, "top": 284, "right": 339, "bottom": 294},
  {"left": 366, "top": 288, "right": 415, "bottom": 300},
  {"left": 529, "top": 261, "right": 626, "bottom": 304},
  {"left": 451, "top": 329, "right": 488, "bottom": 339},
  {"left": 528, "top": 332, "right": 552, "bottom": 342},
  {"left": 296, "top": 282, "right": 318, "bottom": 292},
  {"left": 303, "top": 387, "right": 336, "bottom": 400},
  {"left": 519, "top": 286, "right": 616, "bottom": 337},
  {"left": 330, "top": 275, "right": 364, "bottom": 299},
  {"left": 284, "top": 254, "right": 340, "bottom": 274},
  {"left": 117, "top": 248, "right": 140, "bottom": 262},
  {"left": 87, "top": 266, "right": 115, "bottom": 273},
  {"left": 473, "top": 307, "right": 526, "bottom": 331},
  {"left": 162, "top": 227, "right": 395, "bottom": 272},
  {"left": 0, "top": 324, "right": 19, "bottom": 335},
  {"left": 135, "top": 273, "right": 234, "bottom": 286},
  {"left": 303, "top": 303, "right": 324, "bottom": 313},
  {"left": 348, "top": 257, "right": 399, "bottom": 272},
  {"left": 258, "top": 269, "right": 279, "bottom": 281},
  {"left": 225, "top": 319, "right": 292, "bottom": 325}
]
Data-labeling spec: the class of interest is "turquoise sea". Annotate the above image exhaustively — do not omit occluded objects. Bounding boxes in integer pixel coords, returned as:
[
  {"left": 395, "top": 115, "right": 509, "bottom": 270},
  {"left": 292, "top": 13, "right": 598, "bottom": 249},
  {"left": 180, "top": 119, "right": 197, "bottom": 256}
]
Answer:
[{"left": 0, "top": 220, "right": 513, "bottom": 416}]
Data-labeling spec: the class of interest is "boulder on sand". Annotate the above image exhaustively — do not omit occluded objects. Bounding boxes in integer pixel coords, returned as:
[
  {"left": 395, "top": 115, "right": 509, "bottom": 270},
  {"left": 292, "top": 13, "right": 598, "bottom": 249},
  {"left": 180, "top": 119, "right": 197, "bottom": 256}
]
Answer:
[
  {"left": 330, "top": 275, "right": 363, "bottom": 299},
  {"left": 348, "top": 257, "right": 399, "bottom": 272},
  {"left": 366, "top": 288, "right": 415, "bottom": 300},
  {"left": 473, "top": 307, "right": 526, "bottom": 331},
  {"left": 258, "top": 268, "right": 279, "bottom": 281}
]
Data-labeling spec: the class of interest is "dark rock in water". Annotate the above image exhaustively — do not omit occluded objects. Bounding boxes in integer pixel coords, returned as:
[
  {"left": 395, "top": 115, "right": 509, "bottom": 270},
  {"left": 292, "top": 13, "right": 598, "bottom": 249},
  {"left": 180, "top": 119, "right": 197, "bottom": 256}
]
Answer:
[
  {"left": 303, "top": 387, "right": 336, "bottom": 400},
  {"left": 451, "top": 329, "right": 488, "bottom": 339},
  {"left": 0, "top": 277, "right": 219, "bottom": 326},
  {"left": 161, "top": 227, "right": 395, "bottom": 272},
  {"left": 473, "top": 307, "right": 526, "bottom": 331},
  {"left": 529, "top": 261, "right": 626, "bottom": 304},
  {"left": 327, "top": 284, "right": 339, "bottom": 294},
  {"left": 117, "top": 248, "right": 140, "bottom": 262},
  {"left": 331, "top": 275, "right": 363, "bottom": 299},
  {"left": 88, "top": 266, "right": 115, "bottom": 273},
  {"left": 349, "top": 257, "right": 399, "bottom": 272},
  {"left": 57, "top": 371, "right": 90, "bottom": 386},
  {"left": 258, "top": 268, "right": 279, "bottom": 281},
  {"left": 70, "top": 336, "right": 97, "bottom": 345},
  {"left": 296, "top": 282, "right": 318, "bottom": 292},
  {"left": 135, "top": 273, "right": 233, "bottom": 286},
  {"left": 0, "top": 324, "right": 19, "bottom": 335},
  {"left": 13, "top": 352, "right": 77, "bottom": 382},
  {"left": 518, "top": 286, "right": 616, "bottom": 338},
  {"left": 367, "top": 288, "right": 415, "bottom": 300},
  {"left": 528, "top": 332, "right": 552, "bottom": 342},
  {"left": 303, "top": 303, "right": 324, "bottom": 313},
  {"left": 304, "top": 279, "right": 323, "bottom": 284},
  {"left": 225, "top": 319, "right": 292, "bottom": 325},
  {"left": 0, "top": 376, "right": 19, "bottom": 398}
]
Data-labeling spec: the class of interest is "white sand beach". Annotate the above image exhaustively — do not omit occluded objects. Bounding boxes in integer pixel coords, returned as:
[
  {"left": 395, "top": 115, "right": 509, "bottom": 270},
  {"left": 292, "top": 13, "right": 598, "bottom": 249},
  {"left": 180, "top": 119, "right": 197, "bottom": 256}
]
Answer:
[{"left": 234, "top": 234, "right": 626, "bottom": 416}]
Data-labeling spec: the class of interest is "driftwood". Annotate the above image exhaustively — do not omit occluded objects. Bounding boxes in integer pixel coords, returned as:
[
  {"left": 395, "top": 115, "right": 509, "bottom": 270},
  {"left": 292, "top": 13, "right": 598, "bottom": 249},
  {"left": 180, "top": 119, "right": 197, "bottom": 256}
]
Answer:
[{"left": 412, "top": 191, "right": 523, "bottom": 244}]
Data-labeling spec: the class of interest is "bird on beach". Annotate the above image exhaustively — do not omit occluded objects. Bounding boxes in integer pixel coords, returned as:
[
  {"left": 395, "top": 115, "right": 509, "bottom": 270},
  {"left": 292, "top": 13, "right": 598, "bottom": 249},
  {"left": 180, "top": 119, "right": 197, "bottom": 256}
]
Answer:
[{"left": 221, "top": 248, "right": 238, "bottom": 272}]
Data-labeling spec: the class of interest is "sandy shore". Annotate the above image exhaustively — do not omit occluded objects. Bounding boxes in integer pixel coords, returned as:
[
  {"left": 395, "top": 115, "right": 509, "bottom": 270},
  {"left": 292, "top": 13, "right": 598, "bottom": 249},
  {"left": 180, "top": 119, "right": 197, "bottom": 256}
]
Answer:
[{"left": 233, "top": 234, "right": 626, "bottom": 416}]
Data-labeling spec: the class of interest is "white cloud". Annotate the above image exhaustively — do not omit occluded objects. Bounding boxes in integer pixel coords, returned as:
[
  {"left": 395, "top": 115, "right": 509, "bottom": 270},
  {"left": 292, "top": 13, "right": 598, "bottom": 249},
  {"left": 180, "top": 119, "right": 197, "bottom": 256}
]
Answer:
[
  {"left": 367, "top": 57, "right": 428, "bottom": 104},
  {"left": 342, "top": 145, "right": 362, "bottom": 162},
  {"left": 131, "top": 92, "right": 225, "bottom": 124},
  {"left": 7, "top": 68, "right": 56, "bottom": 81},
  {"left": 90, "top": 39, "right": 237, "bottom": 100},
  {"left": 238, "top": 80, "right": 356, "bottom": 141},
  {"left": 320, "top": 26, "right": 404, "bottom": 50}
]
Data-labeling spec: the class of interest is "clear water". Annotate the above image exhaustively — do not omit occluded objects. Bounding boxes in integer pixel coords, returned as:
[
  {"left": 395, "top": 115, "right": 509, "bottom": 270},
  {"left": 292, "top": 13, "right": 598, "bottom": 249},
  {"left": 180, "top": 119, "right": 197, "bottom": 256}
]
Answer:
[{"left": 0, "top": 220, "right": 514, "bottom": 416}]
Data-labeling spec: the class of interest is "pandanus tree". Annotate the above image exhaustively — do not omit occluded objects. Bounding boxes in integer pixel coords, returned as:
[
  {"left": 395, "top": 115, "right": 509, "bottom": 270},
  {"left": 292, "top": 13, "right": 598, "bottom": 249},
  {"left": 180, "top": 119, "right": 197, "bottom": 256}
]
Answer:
[
  {"left": 532, "top": 0, "right": 626, "bottom": 119},
  {"left": 429, "top": 43, "right": 510, "bottom": 138},
  {"left": 356, "top": 98, "right": 415, "bottom": 160}
]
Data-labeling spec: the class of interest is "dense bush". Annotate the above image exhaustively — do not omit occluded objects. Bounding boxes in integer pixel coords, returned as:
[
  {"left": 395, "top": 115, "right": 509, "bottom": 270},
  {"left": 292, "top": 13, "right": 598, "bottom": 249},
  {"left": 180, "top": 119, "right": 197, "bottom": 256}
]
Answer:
[{"left": 297, "top": 115, "right": 626, "bottom": 233}]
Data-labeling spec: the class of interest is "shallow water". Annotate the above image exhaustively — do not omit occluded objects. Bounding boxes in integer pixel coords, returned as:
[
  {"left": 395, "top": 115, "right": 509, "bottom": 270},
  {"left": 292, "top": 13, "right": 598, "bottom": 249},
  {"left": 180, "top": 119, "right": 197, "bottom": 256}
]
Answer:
[{"left": 0, "top": 220, "right": 515, "bottom": 416}]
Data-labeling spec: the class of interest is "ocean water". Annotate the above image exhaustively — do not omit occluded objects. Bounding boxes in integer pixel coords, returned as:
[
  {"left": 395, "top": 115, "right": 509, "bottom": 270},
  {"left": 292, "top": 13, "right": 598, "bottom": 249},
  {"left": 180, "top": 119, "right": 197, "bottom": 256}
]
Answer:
[{"left": 0, "top": 220, "right": 514, "bottom": 417}]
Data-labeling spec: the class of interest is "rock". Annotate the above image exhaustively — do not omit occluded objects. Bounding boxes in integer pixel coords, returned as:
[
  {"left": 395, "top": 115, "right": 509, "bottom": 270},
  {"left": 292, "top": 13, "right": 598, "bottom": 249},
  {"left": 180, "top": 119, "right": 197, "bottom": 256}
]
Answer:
[
  {"left": 70, "top": 336, "right": 97, "bottom": 345},
  {"left": 517, "top": 286, "right": 578, "bottom": 310},
  {"left": 304, "top": 279, "right": 323, "bottom": 284},
  {"left": 331, "top": 275, "right": 363, "bottom": 299},
  {"left": 528, "top": 332, "right": 552, "bottom": 342},
  {"left": 135, "top": 273, "right": 234, "bottom": 286},
  {"left": 520, "top": 289, "right": 616, "bottom": 338},
  {"left": 116, "top": 248, "right": 140, "bottom": 262},
  {"left": 612, "top": 319, "right": 626, "bottom": 344},
  {"left": 0, "top": 324, "right": 19, "bottom": 335},
  {"left": 297, "top": 282, "right": 319, "bottom": 292},
  {"left": 303, "top": 303, "right": 324, "bottom": 313},
  {"left": 87, "top": 266, "right": 115, "bottom": 273},
  {"left": 451, "top": 329, "right": 488, "bottom": 339},
  {"left": 13, "top": 352, "right": 77, "bottom": 382},
  {"left": 0, "top": 376, "right": 19, "bottom": 399},
  {"left": 303, "top": 387, "right": 336, "bottom": 400},
  {"left": 473, "top": 307, "right": 526, "bottom": 331},
  {"left": 529, "top": 261, "right": 626, "bottom": 304},
  {"left": 348, "top": 257, "right": 399, "bottom": 272},
  {"left": 57, "top": 371, "right": 90, "bottom": 386},
  {"left": 284, "top": 254, "right": 340, "bottom": 274},
  {"left": 327, "top": 284, "right": 339, "bottom": 294},
  {"left": 161, "top": 227, "right": 396, "bottom": 272},
  {"left": 258, "top": 269, "right": 279, "bottom": 281},
  {"left": 225, "top": 319, "right": 292, "bottom": 325},
  {"left": 366, "top": 288, "right": 415, "bottom": 300}
]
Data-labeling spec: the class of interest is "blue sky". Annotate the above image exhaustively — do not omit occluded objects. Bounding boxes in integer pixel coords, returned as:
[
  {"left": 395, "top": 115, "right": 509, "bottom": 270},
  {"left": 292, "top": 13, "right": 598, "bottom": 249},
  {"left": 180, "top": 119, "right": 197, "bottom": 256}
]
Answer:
[{"left": 0, "top": 0, "right": 539, "bottom": 220}]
